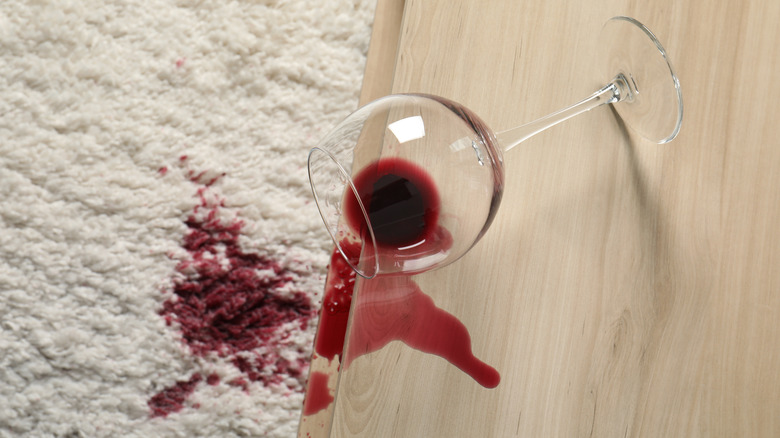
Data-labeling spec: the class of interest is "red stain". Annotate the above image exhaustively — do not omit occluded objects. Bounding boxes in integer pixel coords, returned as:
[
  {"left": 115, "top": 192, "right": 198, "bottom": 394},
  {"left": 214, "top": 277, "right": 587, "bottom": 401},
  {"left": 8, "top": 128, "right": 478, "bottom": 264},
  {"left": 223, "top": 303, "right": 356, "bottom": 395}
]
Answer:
[
  {"left": 150, "top": 162, "right": 316, "bottom": 418},
  {"left": 161, "top": 192, "right": 315, "bottom": 360},
  {"left": 313, "top": 245, "right": 357, "bottom": 361},
  {"left": 302, "top": 372, "right": 334, "bottom": 416},
  {"left": 229, "top": 377, "right": 249, "bottom": 392},
  {"left": 158, "top": 166, "right": 168, "bottom": 176},
  {"left": 176, "top": 58, "right": 186, "bottom": 68},
  {"left": 148, "top": 373, "right": 203, "bottom": 418},
  {"left": 206, "top": 373, "right": 220, "bottom": 386}
]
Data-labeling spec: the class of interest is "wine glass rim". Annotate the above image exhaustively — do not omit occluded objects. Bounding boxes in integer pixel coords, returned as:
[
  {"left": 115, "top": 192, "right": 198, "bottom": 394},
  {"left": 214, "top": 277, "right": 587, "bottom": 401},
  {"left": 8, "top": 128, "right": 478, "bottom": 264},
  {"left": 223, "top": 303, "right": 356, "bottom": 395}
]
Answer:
[
  {"left": 308, "top": 146, "right": 379, "bottom": 279},
  {"left": 608, "top": 15, "right": 684, "bottom": 143}
]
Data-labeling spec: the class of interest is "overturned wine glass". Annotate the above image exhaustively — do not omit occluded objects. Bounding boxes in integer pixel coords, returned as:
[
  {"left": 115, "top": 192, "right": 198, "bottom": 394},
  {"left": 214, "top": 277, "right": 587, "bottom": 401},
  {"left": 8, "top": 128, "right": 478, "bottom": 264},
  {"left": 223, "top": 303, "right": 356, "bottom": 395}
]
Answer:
[{"left": 308, "top": 16, "right": 683, "bottom": 279}]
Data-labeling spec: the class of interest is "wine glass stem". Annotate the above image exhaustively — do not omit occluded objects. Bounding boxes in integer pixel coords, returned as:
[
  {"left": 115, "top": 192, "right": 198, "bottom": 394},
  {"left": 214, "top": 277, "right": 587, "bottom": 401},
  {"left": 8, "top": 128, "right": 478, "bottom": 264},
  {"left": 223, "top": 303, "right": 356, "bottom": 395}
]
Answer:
[{"left": 498, "top": 74, "right": 631, "bottom": 152}]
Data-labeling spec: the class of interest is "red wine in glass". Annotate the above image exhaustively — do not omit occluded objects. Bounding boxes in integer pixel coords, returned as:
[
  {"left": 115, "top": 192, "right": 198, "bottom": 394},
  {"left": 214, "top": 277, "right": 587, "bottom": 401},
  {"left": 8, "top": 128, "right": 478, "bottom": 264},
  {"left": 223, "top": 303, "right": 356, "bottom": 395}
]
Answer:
[{"left": 344, "top": 157, "right": 441, "bottom": 250}]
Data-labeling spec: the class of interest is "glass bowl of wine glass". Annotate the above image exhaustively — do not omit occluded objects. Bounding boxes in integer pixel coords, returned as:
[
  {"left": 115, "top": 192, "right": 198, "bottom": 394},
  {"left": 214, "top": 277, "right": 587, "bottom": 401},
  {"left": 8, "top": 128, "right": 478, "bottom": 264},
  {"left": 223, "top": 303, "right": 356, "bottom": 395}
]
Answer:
[
  {"left": 308, "top": 94, "right": 504, "bottom": 279},
  {"left": 307, "top": 16, "right": 682, "bottom": 279}
]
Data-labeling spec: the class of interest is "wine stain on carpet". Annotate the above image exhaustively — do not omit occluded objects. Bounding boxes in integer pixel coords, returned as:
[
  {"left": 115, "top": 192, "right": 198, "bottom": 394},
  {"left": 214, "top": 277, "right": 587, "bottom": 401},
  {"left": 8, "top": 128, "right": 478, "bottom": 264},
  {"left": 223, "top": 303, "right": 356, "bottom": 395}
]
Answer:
[{"left": 149, "top": 159, "right": 316, "bottom": 418}]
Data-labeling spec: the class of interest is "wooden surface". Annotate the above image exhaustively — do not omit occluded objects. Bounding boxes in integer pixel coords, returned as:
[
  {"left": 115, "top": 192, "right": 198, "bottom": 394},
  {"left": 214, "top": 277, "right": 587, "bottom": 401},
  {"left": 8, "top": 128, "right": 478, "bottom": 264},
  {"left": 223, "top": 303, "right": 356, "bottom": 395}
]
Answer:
[
  {"left": 358, "top": 0, "right": 405, "bottom": 106},
  {"left": 328, "top": 0, "right": 780, "bottom": 436}
]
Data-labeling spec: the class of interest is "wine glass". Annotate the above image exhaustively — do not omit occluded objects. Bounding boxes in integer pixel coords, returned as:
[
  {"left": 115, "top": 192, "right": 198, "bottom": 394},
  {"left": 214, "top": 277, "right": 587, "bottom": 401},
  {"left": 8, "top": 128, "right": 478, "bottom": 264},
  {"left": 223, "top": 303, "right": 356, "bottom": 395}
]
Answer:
[{"left": 308, "top": 16, "right": 682, "bottom": 279}]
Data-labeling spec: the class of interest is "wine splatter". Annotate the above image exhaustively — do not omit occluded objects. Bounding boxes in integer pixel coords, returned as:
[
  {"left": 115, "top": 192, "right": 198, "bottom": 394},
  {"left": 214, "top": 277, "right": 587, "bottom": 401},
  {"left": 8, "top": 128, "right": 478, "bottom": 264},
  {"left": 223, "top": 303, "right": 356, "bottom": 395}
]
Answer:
[
  {"left": 149, "top": 373, "right": 203, "bottom": 418},
  {"left": 149, "top": 163, "right": 316, "bottom": 418}
]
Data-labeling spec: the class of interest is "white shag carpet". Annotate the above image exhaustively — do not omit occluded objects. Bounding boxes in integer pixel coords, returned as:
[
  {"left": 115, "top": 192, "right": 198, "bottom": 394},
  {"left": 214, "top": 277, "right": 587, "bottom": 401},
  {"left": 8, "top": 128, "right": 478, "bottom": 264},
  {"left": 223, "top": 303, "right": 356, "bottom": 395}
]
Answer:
[{"left": 0, "top": 1, "right": 374, "bottom": 436}]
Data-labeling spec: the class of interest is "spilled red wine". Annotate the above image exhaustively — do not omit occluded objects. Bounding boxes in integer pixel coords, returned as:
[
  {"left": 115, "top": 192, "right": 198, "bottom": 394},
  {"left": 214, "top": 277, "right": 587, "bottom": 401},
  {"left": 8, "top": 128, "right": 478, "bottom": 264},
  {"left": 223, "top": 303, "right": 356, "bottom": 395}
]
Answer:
[
  {"left": 301, "top": 371, "right": 334, "bottom": 416},
  {"left": 314, "top": 242, "right": 358, "bottom": 361},
  {"left": 300, "top": 157, "right": 499, "bottom": 419},
  {"left": 344, "top": 274, "right": 500, "bottom": 388},
  {"left": 344, "top": 157, "right": 440, "bottom": 249}
]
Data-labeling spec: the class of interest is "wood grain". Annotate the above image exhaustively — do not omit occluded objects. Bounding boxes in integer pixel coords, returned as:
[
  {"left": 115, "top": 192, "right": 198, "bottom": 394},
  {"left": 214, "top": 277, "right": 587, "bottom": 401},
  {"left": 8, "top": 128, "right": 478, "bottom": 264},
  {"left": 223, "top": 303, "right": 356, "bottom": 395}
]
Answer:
[
  {"left": 359, "top": 0, "right": 405, "bottom": 106},
  {"left": 328, "top": 0, "right": 780, "bottom": 436}
]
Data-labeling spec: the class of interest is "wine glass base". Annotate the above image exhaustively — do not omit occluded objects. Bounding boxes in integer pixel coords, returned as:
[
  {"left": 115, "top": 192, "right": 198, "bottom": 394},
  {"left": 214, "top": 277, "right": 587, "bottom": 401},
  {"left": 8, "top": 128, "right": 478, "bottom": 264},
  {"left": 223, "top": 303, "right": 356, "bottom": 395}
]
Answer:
[{"left": 601, "top": 16, "right": 683, "bottom": 143}]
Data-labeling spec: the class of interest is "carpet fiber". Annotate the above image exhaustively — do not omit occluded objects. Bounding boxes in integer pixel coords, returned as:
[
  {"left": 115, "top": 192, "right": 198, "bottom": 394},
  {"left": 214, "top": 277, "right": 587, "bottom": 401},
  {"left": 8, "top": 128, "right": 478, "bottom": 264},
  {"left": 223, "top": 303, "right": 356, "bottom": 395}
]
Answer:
[{"left": 0, "top": 1, "right": 374, "bottom": 436}]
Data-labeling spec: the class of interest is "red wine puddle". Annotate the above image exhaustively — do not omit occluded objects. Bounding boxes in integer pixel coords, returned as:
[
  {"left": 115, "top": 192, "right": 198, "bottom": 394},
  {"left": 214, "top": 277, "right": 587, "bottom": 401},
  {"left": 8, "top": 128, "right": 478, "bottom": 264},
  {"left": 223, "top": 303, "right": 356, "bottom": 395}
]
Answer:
[
  {"left": 302, "top": 371, "right": 334, "bottom": 416},
  {"left": 344, "top": 272, "right": 500, "bottom": 388}
]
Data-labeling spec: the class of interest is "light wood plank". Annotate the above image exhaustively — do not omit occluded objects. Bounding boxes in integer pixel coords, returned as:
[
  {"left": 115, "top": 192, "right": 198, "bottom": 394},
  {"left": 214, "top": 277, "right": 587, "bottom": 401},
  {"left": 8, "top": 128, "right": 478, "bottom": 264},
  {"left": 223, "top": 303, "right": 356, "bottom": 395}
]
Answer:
[
  {"left": 329, "top": 0, "right": 780, "bottom": 436},
  {"left": 358, "top": 0, "right": 405, "bottom": 105}
]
